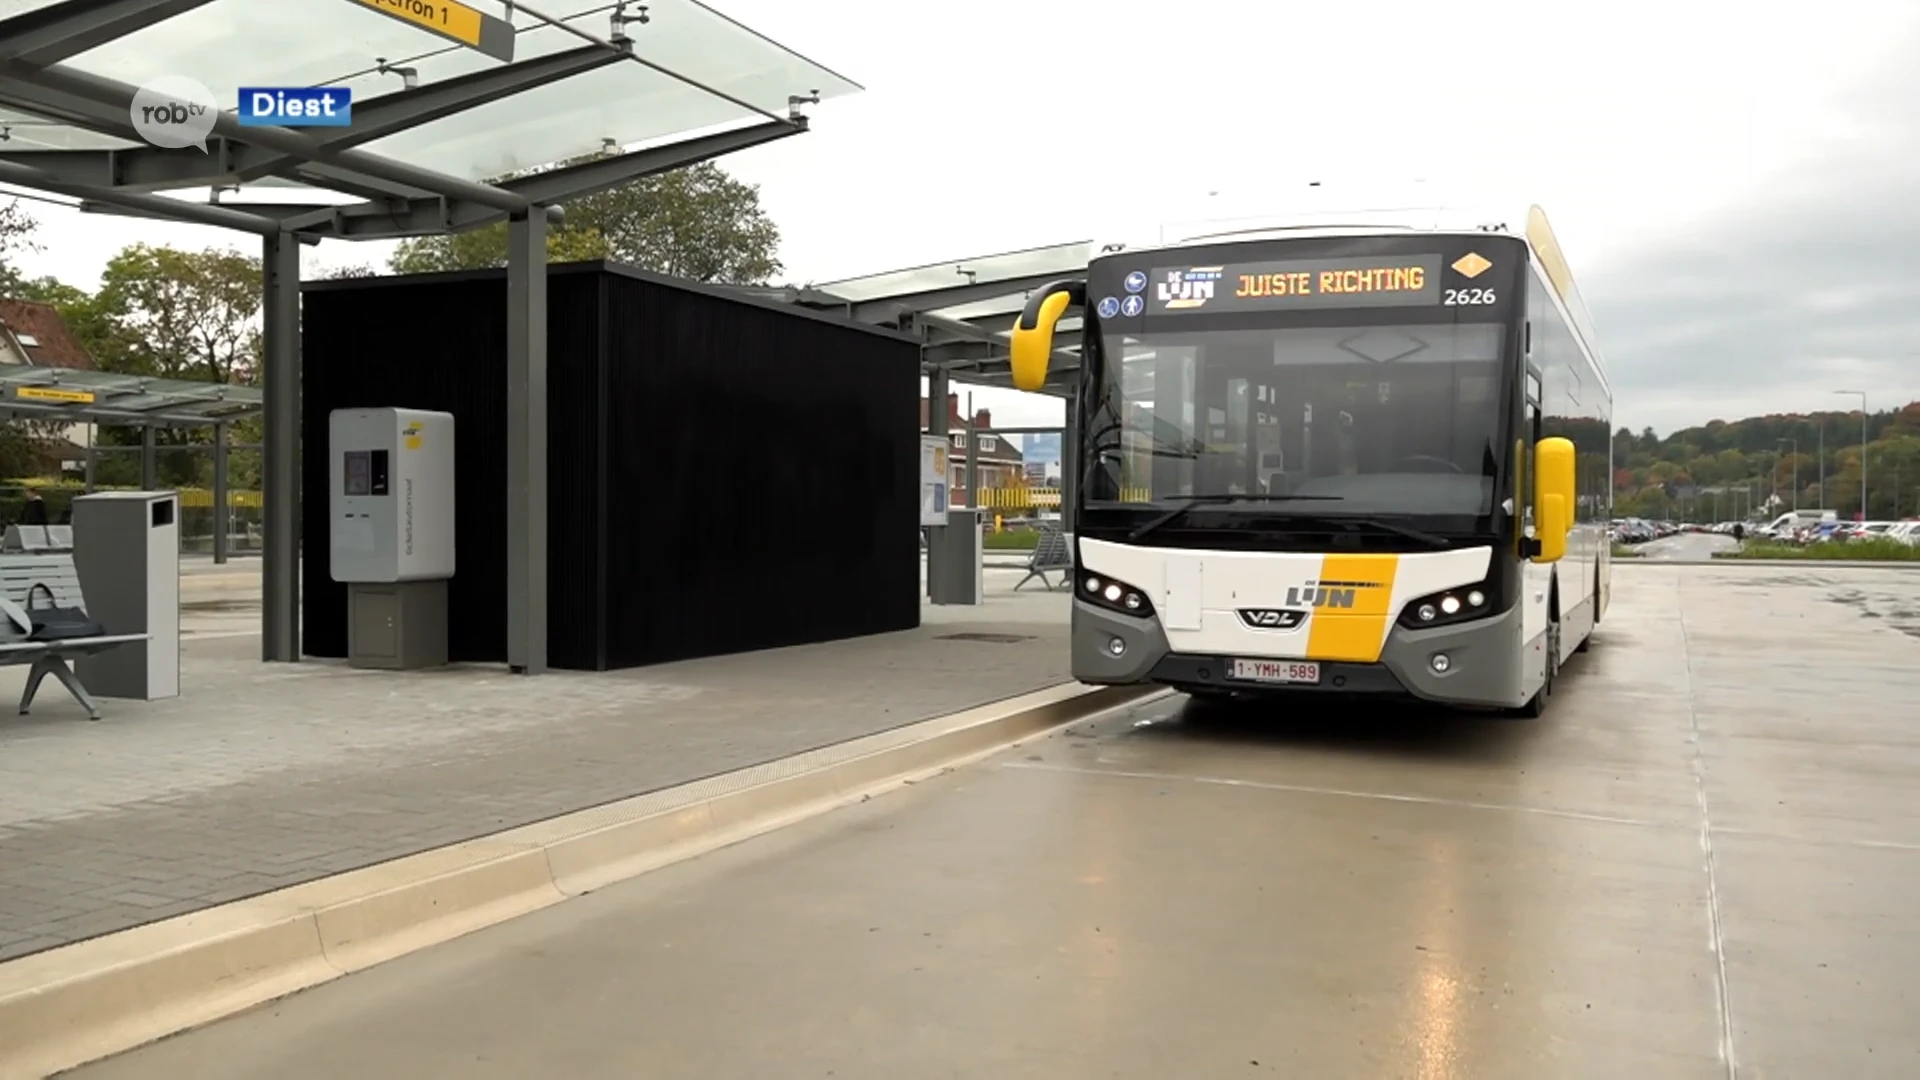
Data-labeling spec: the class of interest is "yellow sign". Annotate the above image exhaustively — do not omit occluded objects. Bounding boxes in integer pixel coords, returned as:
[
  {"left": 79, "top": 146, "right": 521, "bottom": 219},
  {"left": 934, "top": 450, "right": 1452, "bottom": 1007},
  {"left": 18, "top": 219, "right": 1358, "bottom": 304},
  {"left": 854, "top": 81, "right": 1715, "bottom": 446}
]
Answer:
[
  {"left": 343, "top": 0, "right": 515, "bottom": 60},
  {"left": 403, "top": 422, "right": 424, "bottom": 450},
  {"left": 13, "top": 385, "right": 94, "bottom": 404},
  {"left": 1451, "top": 252, "right": 1492, "bottom": 279}
]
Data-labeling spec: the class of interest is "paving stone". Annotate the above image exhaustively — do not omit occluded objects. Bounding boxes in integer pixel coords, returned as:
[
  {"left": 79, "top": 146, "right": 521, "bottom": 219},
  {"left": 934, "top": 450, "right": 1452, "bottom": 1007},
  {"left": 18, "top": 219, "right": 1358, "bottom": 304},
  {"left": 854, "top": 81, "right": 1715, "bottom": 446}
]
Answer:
[{"left": 0, "top": 587, "right": 1072, "bottom": 962}]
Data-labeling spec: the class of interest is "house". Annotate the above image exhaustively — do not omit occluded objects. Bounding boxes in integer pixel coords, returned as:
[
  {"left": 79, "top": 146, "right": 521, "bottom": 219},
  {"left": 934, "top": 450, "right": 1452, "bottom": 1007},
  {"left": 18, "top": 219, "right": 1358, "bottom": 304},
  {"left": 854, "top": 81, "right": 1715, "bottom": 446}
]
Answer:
[
  {"left": 919, "top": 393, "right": 1024, "bottom": 499},
  {"left": 0, "top": 298, "right": 94, "bottom": 371},
  {"left": 0, "top": 297, "right": 100, "bottom": 463}
]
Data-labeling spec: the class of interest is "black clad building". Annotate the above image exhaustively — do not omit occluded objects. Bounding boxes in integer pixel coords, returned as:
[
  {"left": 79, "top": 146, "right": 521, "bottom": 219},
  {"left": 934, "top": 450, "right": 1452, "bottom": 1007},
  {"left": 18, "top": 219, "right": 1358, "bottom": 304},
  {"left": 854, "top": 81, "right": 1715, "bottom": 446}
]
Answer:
[{"left": 300, "top": 262, "right": 922, "bottom": 671}]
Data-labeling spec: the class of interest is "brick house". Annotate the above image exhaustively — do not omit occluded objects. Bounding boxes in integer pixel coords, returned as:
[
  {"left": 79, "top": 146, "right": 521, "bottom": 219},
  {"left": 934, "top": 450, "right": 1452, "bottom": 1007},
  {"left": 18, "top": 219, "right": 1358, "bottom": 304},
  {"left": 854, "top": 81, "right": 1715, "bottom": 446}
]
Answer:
[
  {"left": 919, "top": 393, "right": 1024, "bottom": 502},
  {"left": 0, "top": 297, "right": 101, "bottom": 463}
]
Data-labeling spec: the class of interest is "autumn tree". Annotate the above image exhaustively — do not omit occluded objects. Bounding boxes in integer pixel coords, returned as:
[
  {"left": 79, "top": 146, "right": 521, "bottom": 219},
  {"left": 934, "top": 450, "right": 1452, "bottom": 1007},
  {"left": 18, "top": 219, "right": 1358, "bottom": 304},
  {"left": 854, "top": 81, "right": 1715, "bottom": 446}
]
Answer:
[{"left": 389, "top": 158, "right": 781, "bottom": 284}]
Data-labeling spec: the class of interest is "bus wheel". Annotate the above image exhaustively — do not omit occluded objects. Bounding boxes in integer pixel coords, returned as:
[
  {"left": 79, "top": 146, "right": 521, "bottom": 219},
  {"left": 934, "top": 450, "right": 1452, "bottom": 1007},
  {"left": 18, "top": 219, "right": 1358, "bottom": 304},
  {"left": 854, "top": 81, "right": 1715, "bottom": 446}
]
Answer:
[{"left": 1514, "top": 621, "right": 1559, "bottom": 718}]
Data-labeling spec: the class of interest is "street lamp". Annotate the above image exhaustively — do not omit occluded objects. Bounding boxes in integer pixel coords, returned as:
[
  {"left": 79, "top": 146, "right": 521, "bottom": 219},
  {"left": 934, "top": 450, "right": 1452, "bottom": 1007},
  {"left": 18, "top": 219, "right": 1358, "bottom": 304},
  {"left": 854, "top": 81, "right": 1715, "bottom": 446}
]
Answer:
[
  {"left": 1777, "top": 437, "right": 1798, "bottom": 512},
  {"left": 1834, "top": 390, "right": 1867, "bottom": 519}
]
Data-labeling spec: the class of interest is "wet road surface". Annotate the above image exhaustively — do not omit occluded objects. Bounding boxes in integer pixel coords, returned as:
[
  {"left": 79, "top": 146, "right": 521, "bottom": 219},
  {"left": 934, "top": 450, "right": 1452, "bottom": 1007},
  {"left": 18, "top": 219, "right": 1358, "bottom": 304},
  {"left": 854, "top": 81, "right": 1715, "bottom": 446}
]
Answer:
[{"left": 75, "top": 564, "right": 1920, "bottom": 1079}]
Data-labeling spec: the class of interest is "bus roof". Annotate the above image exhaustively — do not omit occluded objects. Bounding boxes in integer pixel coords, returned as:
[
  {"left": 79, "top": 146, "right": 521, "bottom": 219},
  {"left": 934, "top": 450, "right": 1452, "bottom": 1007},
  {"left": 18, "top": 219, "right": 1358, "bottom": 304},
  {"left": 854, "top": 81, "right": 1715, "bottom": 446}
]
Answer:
[{"left": 1094, "top": 204, "right": 1608, "bottom": 385}]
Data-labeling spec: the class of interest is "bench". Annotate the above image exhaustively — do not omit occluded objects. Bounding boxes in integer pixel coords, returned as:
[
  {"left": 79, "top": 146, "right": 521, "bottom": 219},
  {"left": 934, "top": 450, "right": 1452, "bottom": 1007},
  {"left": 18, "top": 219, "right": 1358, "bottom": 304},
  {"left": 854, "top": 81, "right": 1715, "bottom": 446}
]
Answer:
[
  {"left": 1015, "top": 525, "right": 1074, "bottom": 592},
  {"left": 0, "top": 554, "right": 148, "bottom": 721},
  {"left": 3, "top": 525, "right": 74, "bottom": 553}
]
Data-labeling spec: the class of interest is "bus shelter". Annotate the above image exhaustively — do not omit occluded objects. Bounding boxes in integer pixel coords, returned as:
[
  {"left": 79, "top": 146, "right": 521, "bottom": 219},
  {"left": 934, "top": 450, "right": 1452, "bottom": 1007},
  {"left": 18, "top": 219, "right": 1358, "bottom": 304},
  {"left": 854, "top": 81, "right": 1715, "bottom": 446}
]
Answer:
[
  {"left": 0, "top": 364, "right": 263, "bottom": 559},
  {"left": 0, "top": 0, "right": 859, "bottom": 673}
]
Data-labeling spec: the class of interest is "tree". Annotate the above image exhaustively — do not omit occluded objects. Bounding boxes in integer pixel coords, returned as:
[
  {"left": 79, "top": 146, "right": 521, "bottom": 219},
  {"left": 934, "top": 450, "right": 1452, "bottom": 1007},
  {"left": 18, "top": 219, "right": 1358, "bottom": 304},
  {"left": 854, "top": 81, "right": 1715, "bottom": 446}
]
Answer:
[
  {"left": 66, "top": 244, "right": 265, "bottom": 487},
  {"left": 389, "top": 158, "right": 780, "bottom": 284},
  {"left": 0, "top": 198, "right": 39, "bottom": 295},
  {"left": 95, "top": 244, "right": 262, "bottom": 384},
  {"left": 319, "top": 263, "right": 379, "bottom": 279},
  {"left": 1607, "top": 402, "right": 1920, "bottom": 522}
]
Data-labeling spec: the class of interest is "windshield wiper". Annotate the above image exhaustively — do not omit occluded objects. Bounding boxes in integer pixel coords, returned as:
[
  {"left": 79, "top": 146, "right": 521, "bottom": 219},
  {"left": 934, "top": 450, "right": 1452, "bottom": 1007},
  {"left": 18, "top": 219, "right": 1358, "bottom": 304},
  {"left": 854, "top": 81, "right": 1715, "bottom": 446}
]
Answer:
[
  {"left": 1279, "top": 514, "right": 1453, "bottom": 549},
  {"left": 1126, "top": 494, "right": 1342, "bottom": 542}
]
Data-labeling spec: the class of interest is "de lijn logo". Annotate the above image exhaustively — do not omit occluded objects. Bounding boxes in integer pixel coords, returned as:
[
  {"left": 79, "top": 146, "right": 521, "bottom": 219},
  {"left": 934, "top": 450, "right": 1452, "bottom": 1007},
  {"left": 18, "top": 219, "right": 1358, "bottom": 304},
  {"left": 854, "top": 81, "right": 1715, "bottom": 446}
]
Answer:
[{"left": 237, "top": 86, "right": 353, "bottom": 127}]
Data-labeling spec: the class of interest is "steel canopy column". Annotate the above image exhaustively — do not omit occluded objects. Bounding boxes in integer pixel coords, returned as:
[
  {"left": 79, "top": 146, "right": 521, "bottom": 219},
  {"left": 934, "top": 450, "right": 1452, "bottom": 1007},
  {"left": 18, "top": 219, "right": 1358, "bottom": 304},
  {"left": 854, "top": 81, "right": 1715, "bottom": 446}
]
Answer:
[
  {"left": 925, "top": 366, "right": 949, "bottom": 600},
  {"left": 139, "top": 424, "right": 155, "bottom": 488},
  {"left": 261, "top": 230, "right": 301, "bottom": 661},
  {"left": 1061, "top": 395, "right": 1079, "bottom": 533},
  {"left": 506, "top": 209, "right": 548, "bottom": 675}
]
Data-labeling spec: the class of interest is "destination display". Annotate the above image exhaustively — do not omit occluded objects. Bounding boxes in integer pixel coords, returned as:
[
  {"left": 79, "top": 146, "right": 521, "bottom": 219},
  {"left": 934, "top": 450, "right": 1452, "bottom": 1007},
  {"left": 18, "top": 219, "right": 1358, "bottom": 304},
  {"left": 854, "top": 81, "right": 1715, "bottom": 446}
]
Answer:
[{"left": 1143, "top": 254, "right": 1447, "bottom": 315}]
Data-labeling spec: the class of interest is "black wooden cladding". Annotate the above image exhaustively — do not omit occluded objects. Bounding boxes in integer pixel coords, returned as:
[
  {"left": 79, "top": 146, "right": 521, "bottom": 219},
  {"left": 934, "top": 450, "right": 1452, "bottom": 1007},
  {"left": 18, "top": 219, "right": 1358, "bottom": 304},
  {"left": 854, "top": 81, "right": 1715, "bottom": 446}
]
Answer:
[{"left": 301, "top": 262, "right": 922, "bottom": 671}]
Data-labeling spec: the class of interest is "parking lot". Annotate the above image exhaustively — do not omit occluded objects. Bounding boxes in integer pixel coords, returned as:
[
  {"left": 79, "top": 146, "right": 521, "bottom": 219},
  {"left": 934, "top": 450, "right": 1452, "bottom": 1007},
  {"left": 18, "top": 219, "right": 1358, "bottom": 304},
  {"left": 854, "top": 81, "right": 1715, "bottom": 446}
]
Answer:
[{"left": 73, "top": 561, "right": 1920, "bottom": 1079}]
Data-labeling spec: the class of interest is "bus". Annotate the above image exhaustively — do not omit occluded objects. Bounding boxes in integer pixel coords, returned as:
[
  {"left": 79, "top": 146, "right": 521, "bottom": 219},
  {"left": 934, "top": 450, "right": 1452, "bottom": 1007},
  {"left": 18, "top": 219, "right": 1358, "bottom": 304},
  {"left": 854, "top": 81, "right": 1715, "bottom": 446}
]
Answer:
[{"left": 1008, "top": 206, "right": 1612, "bottom": 717}]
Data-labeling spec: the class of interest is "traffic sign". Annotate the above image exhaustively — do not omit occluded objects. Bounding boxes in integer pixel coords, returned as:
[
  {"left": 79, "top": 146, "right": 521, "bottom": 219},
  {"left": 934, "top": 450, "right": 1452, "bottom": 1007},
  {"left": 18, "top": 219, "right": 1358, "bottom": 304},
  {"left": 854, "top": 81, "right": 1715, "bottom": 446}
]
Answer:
[{"left": 342, "top": 0, "right": 516, "bottom": 62}]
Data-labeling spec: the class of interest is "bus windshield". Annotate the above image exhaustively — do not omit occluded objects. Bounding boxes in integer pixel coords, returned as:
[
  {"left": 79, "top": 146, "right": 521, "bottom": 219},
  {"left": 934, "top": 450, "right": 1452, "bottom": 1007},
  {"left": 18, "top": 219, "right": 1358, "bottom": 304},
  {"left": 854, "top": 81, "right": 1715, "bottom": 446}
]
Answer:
[{"left": 1086, "top": 321, "right": 1508, "bottom": 517}]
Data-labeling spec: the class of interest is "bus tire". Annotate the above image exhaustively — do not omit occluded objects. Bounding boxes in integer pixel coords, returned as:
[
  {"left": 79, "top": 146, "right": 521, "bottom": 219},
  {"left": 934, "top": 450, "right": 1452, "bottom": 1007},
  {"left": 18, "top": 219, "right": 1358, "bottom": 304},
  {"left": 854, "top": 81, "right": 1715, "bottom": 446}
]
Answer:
[{"left": 1513, "top": 619, "right": 1558, "bottom": 719}]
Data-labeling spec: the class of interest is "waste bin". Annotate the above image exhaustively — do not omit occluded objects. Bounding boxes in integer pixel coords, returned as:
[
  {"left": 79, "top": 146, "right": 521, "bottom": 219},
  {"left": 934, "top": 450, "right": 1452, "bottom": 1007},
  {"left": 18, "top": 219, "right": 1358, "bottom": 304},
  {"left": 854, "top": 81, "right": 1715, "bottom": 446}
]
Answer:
[{"left": 929, "top": 508, "right": 984, "bottom": 605}]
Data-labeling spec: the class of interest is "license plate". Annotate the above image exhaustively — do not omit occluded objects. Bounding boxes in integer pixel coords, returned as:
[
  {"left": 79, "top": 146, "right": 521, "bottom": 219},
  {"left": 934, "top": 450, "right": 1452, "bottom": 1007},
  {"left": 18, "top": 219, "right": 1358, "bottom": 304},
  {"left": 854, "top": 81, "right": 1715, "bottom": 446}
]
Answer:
[{"left": 1228, "top": 658, "right": 1320, "bottom": 684}]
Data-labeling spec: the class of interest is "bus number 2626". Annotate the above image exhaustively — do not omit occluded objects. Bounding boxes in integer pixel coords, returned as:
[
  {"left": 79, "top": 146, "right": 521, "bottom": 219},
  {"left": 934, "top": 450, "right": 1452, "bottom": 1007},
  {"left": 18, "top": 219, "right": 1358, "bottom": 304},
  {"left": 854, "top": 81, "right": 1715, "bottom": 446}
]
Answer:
[{"left": 1443, "top": 288, "right": 1497, "bottom": 306}]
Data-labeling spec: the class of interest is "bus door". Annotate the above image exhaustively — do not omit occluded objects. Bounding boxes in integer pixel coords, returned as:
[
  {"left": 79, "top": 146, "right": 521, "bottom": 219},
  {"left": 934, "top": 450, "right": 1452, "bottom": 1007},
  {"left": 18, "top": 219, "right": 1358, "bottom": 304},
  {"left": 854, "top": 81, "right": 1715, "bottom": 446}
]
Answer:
[{"left": 1520, "top": 367, "right": 1543, "bottom": 549}]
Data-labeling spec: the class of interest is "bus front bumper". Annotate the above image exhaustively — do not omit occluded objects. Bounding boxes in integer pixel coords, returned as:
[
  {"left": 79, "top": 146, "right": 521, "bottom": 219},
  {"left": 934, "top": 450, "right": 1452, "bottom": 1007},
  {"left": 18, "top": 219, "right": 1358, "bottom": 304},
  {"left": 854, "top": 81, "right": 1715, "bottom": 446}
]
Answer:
[{"left": 1071, "top": 598, "right": 1527, "bottom": 709}]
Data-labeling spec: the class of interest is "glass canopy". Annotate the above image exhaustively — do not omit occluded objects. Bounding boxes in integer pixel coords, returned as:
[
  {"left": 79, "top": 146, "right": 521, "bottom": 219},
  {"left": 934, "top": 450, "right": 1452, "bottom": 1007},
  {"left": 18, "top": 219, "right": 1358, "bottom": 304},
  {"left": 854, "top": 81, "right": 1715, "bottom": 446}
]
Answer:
[
  {"left": 0, "top": 0, "right": 859, "bottom": 189},
  {"left": 0, "top": 367, "right": 261, "bottom": 425},
  {"left": 814, "top": 240, "right": 1097, "bottom": 303}
]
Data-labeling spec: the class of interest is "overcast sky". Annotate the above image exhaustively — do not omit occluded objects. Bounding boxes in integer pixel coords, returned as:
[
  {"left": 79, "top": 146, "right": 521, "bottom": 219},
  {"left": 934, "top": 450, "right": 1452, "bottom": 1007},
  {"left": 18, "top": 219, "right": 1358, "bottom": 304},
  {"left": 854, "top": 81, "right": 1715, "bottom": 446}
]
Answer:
[{"left": 7, "top": 0, "right": 1920, "bottom": 439}]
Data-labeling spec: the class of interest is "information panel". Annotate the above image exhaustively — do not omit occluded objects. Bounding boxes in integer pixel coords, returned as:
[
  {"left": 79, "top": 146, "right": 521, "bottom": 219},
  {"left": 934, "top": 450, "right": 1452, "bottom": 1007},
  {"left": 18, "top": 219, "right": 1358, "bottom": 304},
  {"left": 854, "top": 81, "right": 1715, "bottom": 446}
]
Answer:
[
  {"left": 920, "top": 435, "right": 952, "bottom": 526},
  {"left": 1146, "top": 254, "right": 1445, "bottom": 315}
]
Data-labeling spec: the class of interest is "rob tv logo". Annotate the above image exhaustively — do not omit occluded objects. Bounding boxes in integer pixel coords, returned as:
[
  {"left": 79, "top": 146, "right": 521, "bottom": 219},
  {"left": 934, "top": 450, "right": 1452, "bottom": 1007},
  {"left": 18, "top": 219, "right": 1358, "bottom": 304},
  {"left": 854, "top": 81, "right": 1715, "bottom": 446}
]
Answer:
[{"left": 237, "top": 86, "right": 353, "bottom": 127}]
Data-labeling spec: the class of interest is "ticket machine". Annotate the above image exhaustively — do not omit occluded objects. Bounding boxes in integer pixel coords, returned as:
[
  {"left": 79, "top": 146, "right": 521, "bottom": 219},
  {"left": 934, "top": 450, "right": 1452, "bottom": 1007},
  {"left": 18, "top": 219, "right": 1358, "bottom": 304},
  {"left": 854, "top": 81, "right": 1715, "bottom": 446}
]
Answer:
[{"left": 329, "top": 407, "right": 454, "bottom": 669}]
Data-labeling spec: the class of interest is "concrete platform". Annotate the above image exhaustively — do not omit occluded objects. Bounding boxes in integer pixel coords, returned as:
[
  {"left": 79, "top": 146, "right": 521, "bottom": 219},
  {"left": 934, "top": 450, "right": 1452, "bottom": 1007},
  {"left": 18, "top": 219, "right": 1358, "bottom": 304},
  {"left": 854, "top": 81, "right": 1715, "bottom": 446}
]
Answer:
[
  {"left": 0, "top": 569, "right": 1068, "bottom": 963},
  {"left": 66, "top": 560, "right": 1920, "bottom": 1078}
]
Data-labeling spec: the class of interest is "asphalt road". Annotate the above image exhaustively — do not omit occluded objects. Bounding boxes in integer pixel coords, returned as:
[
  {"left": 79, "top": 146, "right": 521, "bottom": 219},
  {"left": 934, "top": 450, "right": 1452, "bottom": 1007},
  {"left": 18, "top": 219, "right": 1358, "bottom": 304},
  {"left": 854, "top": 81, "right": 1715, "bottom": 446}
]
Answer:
[{"left": 74, "top": 562, "right": 1920, "bottom": 1079}]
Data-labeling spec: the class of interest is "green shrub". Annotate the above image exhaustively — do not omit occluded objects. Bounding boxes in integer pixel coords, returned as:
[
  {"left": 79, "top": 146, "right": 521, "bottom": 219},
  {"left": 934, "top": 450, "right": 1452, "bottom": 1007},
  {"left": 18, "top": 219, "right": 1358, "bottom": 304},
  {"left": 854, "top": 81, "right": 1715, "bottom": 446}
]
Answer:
[
  {"left": 1610, "top": 542, "right": 1640, "bottom": 558},
  {"left": 982, "top": 528, "right": 1041, "bottom": 550},
  {"left": 1714, "top": 537, "right": 1920, "bottom": 561}
]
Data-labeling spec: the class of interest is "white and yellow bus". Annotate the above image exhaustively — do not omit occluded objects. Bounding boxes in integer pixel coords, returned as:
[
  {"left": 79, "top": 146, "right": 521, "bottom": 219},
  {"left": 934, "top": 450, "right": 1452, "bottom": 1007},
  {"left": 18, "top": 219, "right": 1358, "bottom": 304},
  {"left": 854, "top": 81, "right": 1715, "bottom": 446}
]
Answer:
[{"left": 1011, "top": 206, "right": 1612, "bottom": 716}]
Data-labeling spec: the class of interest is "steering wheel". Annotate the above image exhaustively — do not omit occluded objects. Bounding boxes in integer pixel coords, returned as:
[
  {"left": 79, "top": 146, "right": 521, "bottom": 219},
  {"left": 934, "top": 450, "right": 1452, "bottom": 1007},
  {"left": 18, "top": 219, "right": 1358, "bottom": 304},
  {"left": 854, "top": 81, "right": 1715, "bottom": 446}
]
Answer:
[{"left": 1396, "top": 455, "right": 1464, "bottom": 474}]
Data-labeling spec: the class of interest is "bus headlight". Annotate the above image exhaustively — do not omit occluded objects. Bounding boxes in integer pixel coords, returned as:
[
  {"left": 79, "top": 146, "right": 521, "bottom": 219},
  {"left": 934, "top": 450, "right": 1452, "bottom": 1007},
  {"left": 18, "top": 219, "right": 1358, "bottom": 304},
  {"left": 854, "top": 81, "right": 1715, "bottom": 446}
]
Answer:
[
  {"left": 1399, "top": 583, "right": 1496, "bottom": 630},
  {"left": 1079, "top": 569, "right": 1155, "bottom": 618}
]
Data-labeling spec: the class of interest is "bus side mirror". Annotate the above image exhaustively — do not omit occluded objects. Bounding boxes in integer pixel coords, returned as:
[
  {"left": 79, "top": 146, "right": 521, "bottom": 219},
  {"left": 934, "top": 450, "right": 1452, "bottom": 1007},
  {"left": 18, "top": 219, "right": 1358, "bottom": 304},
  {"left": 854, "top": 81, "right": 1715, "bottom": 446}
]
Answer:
[
  {"left": 1009, "top": 279, "right": 1086, "bottom": 392},
  {"left": 1532, "top": 436, "right": 1576, "bottom": 564}
]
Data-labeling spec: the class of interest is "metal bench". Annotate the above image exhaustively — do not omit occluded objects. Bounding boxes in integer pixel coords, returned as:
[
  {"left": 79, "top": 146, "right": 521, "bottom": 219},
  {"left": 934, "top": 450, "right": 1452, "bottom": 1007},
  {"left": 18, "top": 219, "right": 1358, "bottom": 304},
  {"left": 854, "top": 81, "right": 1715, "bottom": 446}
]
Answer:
[
  {"left": 1015, "top": 525, "right": 1074, "bottom": 591},
  {"left": 0, "top": 554, "right": 147, "bottom": 720},
  {"left": 3, "top": 525, "right": 74, "bottom": 553}
]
